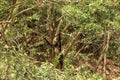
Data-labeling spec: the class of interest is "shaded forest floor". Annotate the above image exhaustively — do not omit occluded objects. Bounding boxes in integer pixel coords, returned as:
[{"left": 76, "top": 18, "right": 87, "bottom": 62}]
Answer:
[
  {"left": 85, "top": 57, "right": 120, "bottom": 80},
  {"left": 35, "top": 54, "right": 120, "bottom": 80}
]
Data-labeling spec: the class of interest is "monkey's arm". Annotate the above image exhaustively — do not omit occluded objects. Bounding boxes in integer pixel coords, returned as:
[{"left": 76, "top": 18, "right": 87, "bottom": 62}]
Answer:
[{"left": 43, "top": 37, "right": 53, "bottom": 47}]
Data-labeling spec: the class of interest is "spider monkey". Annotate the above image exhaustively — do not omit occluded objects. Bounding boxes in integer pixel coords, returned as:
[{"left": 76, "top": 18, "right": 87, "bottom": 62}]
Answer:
[
  {"left": 44, "top": 32, "right": 63, "bottom": 69},
  {"left": 58, "top": 32, "right": 63, "bottom": 69},
  {"left": 59, "top": 54, "right": 63, "bottom": 69}
]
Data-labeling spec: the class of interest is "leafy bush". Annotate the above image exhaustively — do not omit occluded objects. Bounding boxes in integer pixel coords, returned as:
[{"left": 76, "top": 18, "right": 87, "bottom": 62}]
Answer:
[{"left": 0, "top": 0, "right": 120, "bottom": 80}]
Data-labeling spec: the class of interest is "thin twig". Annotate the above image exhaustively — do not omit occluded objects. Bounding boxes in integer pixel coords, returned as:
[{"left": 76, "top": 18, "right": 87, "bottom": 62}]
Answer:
[
  {"left": 62, "top": 22, "right": 71, "bottom": 32},
  {"left": 14, "top": 6, "right": 35, "bottom": 17},
  {"left": 64, "top": 31, "right": 81, "bottom": 58}
]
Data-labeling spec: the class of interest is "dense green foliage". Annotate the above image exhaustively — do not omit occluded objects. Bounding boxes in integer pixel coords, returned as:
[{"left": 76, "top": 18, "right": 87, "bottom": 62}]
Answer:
[{"left": 0, "top": 0, "right": 120, "bottom": 80}]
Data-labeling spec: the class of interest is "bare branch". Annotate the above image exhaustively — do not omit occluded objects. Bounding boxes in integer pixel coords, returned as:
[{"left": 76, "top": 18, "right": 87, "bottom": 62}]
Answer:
[
  {"left": 62, "top": 22, "right": 71, "bottom": 32},
  {"left": 64, "top": 31, "right": 81, "bottom": 58},
  {"left": 15, "top": 7, "right": 35, "bottom": 17}
]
